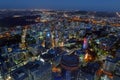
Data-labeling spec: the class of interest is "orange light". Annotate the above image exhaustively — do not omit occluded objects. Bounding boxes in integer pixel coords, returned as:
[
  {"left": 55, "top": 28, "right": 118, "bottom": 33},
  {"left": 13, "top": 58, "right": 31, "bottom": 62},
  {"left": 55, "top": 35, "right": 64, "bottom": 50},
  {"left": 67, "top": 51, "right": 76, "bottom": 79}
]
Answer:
[
  {"left": 84, "top": 53, "right": 89, "bottom": 60},
  {"left": 102, "top": 70, "right": 113, "bottom": 79},
  {"left": 52, "top": 67, "right": 57, "bottom": 72},
  {"left": 6, "top": 32, "right": 10, "bottom": 37},
  {"left": 108, "top": 75, "right": 113, "bottom": 79},
  {"left": 84, "top": 53, "right": 93, "bottom": 62},
  {"left": 60, "top": 41, "right": 64, "bottom": 47},
  {"left": 0, "top": 34, "right": 3, "bottom": 38},
  {"left": 52, "top": 67, "right": 61, "bottom": 73},
  {"left": 96, "top": 69, "right": 103, "bottom": 76}
]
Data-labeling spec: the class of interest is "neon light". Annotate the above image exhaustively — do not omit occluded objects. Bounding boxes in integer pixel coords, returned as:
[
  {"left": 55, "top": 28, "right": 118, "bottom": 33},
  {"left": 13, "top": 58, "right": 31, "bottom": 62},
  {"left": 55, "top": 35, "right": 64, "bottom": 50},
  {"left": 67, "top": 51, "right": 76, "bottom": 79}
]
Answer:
[{"left": 83, "top": 38, "right": 88, "bottom": 49}]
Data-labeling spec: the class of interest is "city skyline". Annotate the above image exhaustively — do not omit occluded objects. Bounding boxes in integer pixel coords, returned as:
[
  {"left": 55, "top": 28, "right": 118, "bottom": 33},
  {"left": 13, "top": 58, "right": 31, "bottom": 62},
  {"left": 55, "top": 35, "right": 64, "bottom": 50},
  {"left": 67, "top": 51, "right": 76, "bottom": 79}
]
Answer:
[{"left": 0, "top": 0, "right": 120, "bottom": 11}]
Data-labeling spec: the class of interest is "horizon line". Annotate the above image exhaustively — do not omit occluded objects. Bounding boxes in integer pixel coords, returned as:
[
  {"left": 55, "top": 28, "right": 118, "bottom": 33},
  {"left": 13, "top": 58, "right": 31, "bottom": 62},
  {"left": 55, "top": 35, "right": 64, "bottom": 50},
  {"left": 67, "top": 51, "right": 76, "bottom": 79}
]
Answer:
[{"left": 0, "top": 8, "right": 118, "bottom": 12}]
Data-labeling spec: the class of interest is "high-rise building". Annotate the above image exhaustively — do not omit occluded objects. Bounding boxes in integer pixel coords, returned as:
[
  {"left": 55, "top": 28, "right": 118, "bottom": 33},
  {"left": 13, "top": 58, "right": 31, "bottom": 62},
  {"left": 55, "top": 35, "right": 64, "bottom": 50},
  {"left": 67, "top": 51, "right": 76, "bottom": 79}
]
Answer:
[
  {"left": 103, "top": 56, "right": 117, "bottom": 73},
  {"left": 9, "top": 60, "right": 52, "bottom": 80},
  {"left": 10, "top": 67, "right": 29, "bottom": 80},
  {"left": 76, "top": 70, "right": 95, "bottom": 80},
  {"left": 61, "top": 55, "right": 79, "bottom": 80},
  {"left": 83, "top": 37, "right": 88, "bottom": 50},
  {"left": 45, "top": 31, "right": 52, "bottom": 49},
  {"left": 113, "top": 61, "right": 120, "bottom": 80},
  {"left": 26, "top": 61, "right": 52, "bottom": 80}
]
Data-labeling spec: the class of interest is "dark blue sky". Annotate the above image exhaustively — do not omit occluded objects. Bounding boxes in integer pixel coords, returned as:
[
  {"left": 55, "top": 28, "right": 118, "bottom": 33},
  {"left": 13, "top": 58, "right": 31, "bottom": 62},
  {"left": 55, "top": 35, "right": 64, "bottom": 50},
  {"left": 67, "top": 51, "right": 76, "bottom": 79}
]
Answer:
[{"left": 0, "top": 0, "right": 120, "bottom": 11}]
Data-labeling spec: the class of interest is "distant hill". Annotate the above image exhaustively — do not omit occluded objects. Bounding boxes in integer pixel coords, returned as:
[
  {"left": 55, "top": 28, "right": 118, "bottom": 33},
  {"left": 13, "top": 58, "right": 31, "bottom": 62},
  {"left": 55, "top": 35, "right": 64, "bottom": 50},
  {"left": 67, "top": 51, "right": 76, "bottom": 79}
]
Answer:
[
  {"left": 0, "top": 15, "right": 39, "bottom": 27},
  {"left": 0, "top": 10, "right": 118, "bottom": 27}
]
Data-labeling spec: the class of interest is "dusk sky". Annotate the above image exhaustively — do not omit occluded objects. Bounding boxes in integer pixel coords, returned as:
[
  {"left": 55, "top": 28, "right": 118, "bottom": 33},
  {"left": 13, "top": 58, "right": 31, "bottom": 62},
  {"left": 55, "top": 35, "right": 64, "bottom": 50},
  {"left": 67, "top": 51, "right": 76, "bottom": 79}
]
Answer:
[{"left": 0, "top": 0, "right": 120, "bottom": 11}]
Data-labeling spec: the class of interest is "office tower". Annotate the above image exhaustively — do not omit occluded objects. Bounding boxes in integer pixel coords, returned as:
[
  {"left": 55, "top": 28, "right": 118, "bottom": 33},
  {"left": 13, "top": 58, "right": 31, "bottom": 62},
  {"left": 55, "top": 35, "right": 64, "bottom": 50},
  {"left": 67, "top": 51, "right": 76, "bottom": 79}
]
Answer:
[
  {"left": 45, "top": 31, "right": 52, "bottom": 49},
  {"left": 27, "top": 61, "right": 52, "bottom": 80},
  {"left": 83, "top": 37, "right": 88, "bottom": 50},
  {"left": 61, "top": 55, "right": 79, "bottom": 80},
  {"left": 103, "top": 56, "right": 117, "bottom": 73}
]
